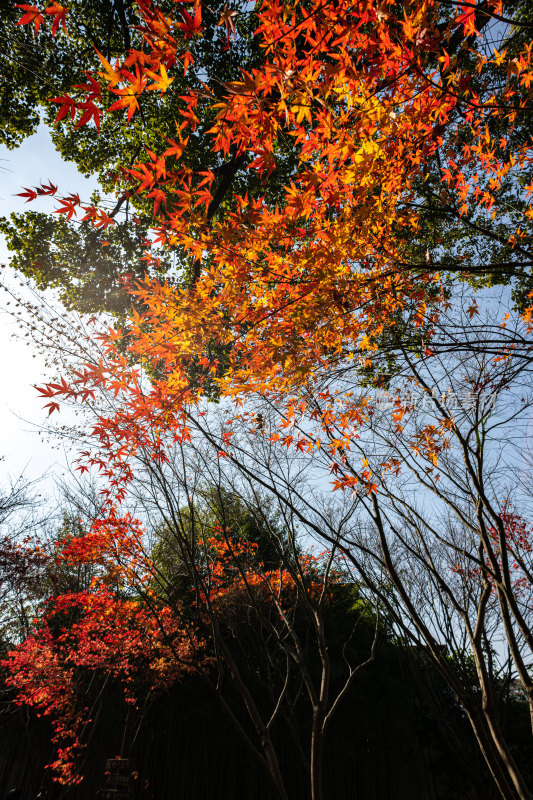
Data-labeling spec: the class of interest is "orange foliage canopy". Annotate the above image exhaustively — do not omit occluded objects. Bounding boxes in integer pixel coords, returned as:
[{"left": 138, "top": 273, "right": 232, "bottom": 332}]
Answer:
[{"left": 18, "top": 0, "right": 533, "bottom": 491}]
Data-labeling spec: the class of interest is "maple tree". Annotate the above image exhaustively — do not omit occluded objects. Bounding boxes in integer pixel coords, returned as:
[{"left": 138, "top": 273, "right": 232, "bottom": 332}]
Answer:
[
  {"left": 8, "top": 0, "right": 532, "bottom": 400},
  {"left": 5, "top": 586, "right": 200, "bottom": 783},
  {"left": 2, "top": 503, "right": 206, "bottom": 785},
  {"left": 171, "top": 358, "right": 533, "bottom": 800},
  {"left": 6, "top": 0, "right": 533, "bottom": 798},
  {"left": 3, "top": 0, "right": 532, "bottom": 316}
]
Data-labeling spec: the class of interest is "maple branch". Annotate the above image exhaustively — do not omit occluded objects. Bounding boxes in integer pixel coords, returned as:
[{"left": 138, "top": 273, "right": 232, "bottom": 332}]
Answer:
[
  {"left": 322, "top": 605, "right": 378, "bottom": 732},
  {"left": 438, "top": 0, "right": 533, "bottom": 31},
  {"left": 192, "top": 152, "right": 247, "bottom": 283},
  {"left": 410, "top": 57, "right": 531, "bottom": 113},
  {"left": 113, "top": 0, "right": 132, "bottom": 51},
  {"left": 440, "top": 0, "right": 494, "bottom": 58},
  {"left": 405, "top": 260, "right": 533, "bottom": 277},
  {"left": 363, "top": 493, "right": 524, "bottom": 800},
  {"left": 441, "top": 206, "right": 533, "bottom": 261},
  {"left": 108, "top": 190, "right": 133, "bottom": 219},
  {"left": 415, "top": 192, "right": 533, "bottom": 261}
]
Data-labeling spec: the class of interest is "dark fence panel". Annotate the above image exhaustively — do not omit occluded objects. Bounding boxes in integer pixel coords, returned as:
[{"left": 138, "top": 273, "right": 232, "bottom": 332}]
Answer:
[{"left": 0, "top": 669, "right": 501, "bottom": 800}]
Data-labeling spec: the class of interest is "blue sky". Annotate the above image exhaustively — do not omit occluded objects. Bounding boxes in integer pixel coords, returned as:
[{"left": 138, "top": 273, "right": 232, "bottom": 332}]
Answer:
[{"left": 0, "top": 125, "right": 97, "bottom": 486}]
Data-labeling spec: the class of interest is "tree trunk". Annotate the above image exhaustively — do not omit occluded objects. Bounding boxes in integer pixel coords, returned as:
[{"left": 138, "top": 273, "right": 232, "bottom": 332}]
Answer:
[
  {"left": 310, "top": 713, "right": 324, "bottom": 800},
  {"left": 466, "top": 707, "right": 528, "bottom": 800},
  {"left": 216, "top": 632, "right": 290, "bottom": 800}
]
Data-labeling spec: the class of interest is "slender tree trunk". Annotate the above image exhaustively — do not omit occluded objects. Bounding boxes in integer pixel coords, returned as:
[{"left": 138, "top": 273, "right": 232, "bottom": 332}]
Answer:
[
  {"left": 216, "top": 632, "right": 290, "bottom": 800},
  {"left": 310, "top": 712, "right": 325, "bottom": 800},
  {"left": 482, "top": 708, "right": 531, "bottom": 800},
  {"left": 259, "top": 731, "right": 291, "bottom": 800},
  {"left": 471, "top": 617, "right": 531, "bottom": 800},
  {"left": 466, "top": 707, "right": 527, "bottom": 800}
]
